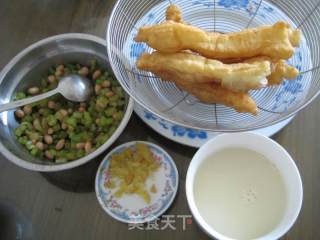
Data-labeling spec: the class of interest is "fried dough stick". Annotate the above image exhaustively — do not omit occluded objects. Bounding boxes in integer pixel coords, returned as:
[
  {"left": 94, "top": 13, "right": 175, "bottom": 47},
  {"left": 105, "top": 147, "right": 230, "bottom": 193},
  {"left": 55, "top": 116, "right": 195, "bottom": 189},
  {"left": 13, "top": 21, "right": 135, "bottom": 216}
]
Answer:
[
  {"left": 245, "top": 57, "right": 299, "bottom": 85},
  {"left": 160, "top": 4, "right": 255, "bottom": 114},
  {"left": 176, "top": 81, "right": 258, "bottom": 115},
  {"left": 137, "top": 51, "right": 271, "bottom": 92},
  {"left": 135, "top": 21, "right": 301, "bottom": 60},
  {"left": 136, "top": 60, "right": 258, "bottom": 114},
  {"left": 164, "top": 4, "right": 300, "bottom": 85},
  {"left": 166, "top": 4, "right": 183, "bottom": 23}
]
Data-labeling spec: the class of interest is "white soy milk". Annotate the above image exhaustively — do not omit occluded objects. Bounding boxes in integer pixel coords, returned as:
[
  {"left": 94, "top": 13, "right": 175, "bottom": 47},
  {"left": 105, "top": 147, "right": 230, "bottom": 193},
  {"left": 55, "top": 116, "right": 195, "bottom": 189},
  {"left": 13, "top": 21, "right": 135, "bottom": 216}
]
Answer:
[{"left": 194, "top": 148, "right": 287, "bottom": 240}]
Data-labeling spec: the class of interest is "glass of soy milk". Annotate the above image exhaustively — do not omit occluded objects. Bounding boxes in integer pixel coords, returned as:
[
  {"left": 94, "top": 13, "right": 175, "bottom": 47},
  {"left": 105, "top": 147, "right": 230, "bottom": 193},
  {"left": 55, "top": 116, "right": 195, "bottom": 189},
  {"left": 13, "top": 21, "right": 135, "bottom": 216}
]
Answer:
[{"left": 186, "top": 133, "right": 303, "bottom": 240}]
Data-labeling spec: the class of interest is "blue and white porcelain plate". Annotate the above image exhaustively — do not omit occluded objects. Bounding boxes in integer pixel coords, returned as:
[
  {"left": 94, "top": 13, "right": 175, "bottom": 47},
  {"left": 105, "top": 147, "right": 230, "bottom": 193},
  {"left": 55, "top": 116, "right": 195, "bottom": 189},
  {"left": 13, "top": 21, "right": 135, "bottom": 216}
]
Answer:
[
  {"left": 95, "top": 141, "right": 178, "bottom": 223},
  {"left": 134, "top": 104, "right": 294, "bottom": 148}
]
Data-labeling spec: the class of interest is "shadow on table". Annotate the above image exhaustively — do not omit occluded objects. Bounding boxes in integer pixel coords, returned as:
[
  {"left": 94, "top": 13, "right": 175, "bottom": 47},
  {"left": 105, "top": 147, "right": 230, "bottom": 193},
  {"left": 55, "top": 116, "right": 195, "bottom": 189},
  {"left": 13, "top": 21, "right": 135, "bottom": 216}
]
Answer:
[{"left": 0, "top": 200, "right": 35, "bottom": 240}]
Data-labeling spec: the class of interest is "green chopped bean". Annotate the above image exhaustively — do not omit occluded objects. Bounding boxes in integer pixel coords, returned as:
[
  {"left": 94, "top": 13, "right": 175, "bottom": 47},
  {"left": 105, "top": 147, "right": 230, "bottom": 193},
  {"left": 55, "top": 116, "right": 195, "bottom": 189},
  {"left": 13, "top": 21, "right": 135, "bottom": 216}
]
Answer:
[
  {"left": 72, "top": 112, "right": 83, "bottom": 120},
  {"left": 99, "top": 117, "right": 113, "bottom": 127},
  {"left": 105, "top": 108, "right": 117, "bottom": 117},
  {"left": 21, "top": 121, "right": 33, "bottom": 130},
  {"left": 65, "top": 117, "right": 77, "bottom": 128},
  {"left": 25, "top": 141, "right": 35, "bottom": 150},
  {"left": 18, "top": 136, "right": 28, "bottom": 145},
  {"left": 15, "top": 127, "right": 24, "bottom": 137},
  {"left": 113, "top": 111, "right": 124, "bottom": 121},
  {"left": 95, "top": 79, "right": 104, "bottom": 84},
  {"left": 30, "top": 148, "right": 39, "bottom": 156},
  {"left": 82, "top": 111, "right": 93, "bottom": 127},
  {"left": 15, "top": 92, "right": 26, "bottom": 100},
  {"left": 14, "top": 60, "right": 126, "bottom": 162},
  {"left": 22, "top": 115, "right": 33, "bottom": 123},
  {"left": 52, "top": 124, "right": 61, "bottom": 132},
  {"left": 47, "top": 115, "right": 57, "bottom": 126},
  {"left": 96, "top": 96, "right": 109, "bottom": 109}
]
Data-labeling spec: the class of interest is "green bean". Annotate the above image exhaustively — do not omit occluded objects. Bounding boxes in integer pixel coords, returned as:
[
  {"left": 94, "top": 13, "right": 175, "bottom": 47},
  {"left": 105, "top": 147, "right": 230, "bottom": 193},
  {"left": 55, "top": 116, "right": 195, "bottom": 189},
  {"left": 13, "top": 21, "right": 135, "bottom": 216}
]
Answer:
[
  {"left": 52, "top": 124, "right": 61, "bottom": 132},
  {"left": 15, "top": 127, "right": 24, "bottom": 137},
  {"left": 99, "top": 117, "right": 113, "bottom": 127},
  {"left": 21, "top": 121, "right": 33, "bottom": 130},
  {"left": 82, "top": 112, "right": 93, "bottom": 127},
  {"left": 113, "top": 111, "right": 124, "bottom": 121},
  {"left": 69, "top": 133, "right": 82, "bottom": 143},
  {"left": 65, "top": 150, "right": 77, "bottom": 160},
  {"left": 18, "top": 136, "right": 28, "bottom": 145},
  {"left": 22, "top": 115, "right": 33, "bottom": 123},
  {"left": 65, "top": 117, "right": 77, "bottom": 128},
  {"left": 109, "top": 95, "right": 119, "bottom": 102},
  {"left": 28, "top": 132, "right": 41, "bottom": 142},
  {"left": 15, "top": 92, "right": 26, "bottom": 100},
  {"left": 25, "top": 141, "right": 35, "bottom": 150},
  {"left": 96, "top": 96, "right": 109, "bottom": 109},
  {"left": 39, "top": 108, "right": 50, "bottom": 116},
  {"left": 30, "top": 148, "right": 39, "bottom": 156},
  {"left": 47, "top": 115, "right": 57, "bottom": 126},
  {"left": 76, "top": 150, "right": 85, "bottom": 158},
  {"left": 95, "top": 79, "right": 104, "bottom": 84},
  {"left": 72, "top": 112, "right": 82, "bottom": 120},
  {"left": 105, "top": 108, "right": 117, "bottom": 117}
]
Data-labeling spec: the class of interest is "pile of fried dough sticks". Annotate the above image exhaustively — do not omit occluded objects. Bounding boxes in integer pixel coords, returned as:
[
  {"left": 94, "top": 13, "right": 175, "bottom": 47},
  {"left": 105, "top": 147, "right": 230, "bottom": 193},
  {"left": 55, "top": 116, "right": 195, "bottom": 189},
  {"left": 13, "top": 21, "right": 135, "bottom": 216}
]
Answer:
[{"left": 135, "top": 5, "right": 301, "bottom": 115}]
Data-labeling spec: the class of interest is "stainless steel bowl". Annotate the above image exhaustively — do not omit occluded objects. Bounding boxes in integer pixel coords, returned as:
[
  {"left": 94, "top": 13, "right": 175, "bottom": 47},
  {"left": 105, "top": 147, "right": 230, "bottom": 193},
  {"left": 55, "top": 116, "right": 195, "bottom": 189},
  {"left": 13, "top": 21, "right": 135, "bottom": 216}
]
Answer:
[{"left": 0, "top": 33, "right": 134, "bottom": 172}]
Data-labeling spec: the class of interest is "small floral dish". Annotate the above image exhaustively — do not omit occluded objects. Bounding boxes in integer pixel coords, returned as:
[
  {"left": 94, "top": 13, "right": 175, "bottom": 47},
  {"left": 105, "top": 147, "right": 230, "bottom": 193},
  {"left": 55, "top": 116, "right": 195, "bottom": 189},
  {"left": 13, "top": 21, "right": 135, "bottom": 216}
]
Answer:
[{"left": 95, "top": 141, "right": 178, "bottom": 223}]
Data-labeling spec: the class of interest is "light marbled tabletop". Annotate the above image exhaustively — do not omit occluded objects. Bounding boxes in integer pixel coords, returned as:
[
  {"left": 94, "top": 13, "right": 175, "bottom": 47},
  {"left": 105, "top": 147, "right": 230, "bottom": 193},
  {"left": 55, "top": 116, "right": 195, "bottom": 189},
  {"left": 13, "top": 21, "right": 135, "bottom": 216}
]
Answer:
[{"left": 0, "top": 0, "right": 319, "bottom": 239}]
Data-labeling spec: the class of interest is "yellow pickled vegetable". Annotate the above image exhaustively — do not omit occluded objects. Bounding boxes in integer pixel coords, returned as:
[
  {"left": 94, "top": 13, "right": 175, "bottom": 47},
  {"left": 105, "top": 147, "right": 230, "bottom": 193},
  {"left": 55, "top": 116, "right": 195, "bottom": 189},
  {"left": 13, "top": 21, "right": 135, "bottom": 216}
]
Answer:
[{"left": 106, "top": 143, "right": 160, "bottom": 203}]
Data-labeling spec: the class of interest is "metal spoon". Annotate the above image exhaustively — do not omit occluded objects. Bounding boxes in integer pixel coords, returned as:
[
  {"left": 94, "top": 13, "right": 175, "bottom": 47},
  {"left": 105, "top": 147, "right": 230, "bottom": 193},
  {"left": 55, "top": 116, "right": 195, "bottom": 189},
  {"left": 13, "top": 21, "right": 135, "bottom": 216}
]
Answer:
[{"left": 0, "top": 74, "right": 93, "bottom": 113}]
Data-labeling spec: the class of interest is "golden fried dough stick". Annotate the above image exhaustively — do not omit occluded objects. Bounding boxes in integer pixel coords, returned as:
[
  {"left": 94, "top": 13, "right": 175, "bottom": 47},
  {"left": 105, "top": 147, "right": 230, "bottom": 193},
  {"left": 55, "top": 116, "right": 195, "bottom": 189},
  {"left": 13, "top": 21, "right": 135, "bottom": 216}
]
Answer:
[
  {"left": 136, "top": 61, "right": 258, "bottom": 114},
  {"left": 137, "top": 51, "right": 271, "bottom": 92},
  {"left": 176, "top": 81, "right": 258, "bottom": 115},
  {"left": 135, "top": 21, "right": 301, "bottom": 60},
  {"left": 244, "top": 57, "right": 299, "bottom": 85},
  {"left": 166, "top": 4, "right": 183, "bottom": 23}
]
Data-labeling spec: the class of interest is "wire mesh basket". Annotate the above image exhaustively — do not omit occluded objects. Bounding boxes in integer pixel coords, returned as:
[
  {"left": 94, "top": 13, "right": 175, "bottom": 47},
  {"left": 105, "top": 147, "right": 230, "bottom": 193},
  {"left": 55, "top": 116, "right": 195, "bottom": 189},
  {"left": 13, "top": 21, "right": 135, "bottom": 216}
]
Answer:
[{"left": 106, "top": 0, "right": 320, "bottom": 132}]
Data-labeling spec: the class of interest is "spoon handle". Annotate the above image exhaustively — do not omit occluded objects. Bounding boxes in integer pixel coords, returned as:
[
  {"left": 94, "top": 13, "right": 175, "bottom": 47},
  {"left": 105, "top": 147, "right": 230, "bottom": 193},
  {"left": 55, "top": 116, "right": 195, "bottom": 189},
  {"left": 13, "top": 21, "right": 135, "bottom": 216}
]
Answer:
[{"left": 0, "top": 88, "right": 59, "bottom": 113}]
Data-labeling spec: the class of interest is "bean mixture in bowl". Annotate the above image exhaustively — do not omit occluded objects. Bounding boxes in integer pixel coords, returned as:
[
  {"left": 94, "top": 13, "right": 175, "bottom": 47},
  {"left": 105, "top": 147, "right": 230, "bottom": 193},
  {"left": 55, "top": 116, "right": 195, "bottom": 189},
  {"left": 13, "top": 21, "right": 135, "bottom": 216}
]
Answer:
[{"left": 14, "top": 60, "right": 126, "bottom": 163}]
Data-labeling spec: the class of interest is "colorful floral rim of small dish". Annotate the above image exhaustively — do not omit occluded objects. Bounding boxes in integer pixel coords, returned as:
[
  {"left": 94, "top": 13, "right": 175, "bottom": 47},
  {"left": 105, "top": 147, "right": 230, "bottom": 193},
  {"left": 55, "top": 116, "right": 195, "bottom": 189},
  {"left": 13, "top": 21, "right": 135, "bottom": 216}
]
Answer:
[{"left": 95, "top": 141, "right": 178, "bottom": 223}]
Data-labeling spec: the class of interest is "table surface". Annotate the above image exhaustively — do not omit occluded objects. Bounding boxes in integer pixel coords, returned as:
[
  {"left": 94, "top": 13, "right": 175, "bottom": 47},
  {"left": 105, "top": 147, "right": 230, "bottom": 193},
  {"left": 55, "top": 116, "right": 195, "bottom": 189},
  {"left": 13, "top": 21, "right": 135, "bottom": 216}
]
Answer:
[{"left": 0, "top": 0, "right": 319, "bottom": 239}]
